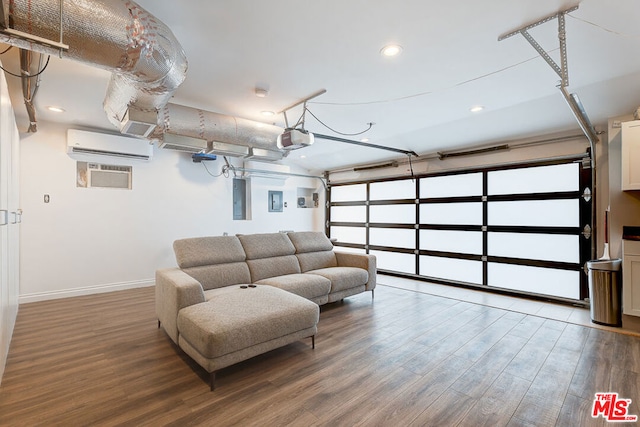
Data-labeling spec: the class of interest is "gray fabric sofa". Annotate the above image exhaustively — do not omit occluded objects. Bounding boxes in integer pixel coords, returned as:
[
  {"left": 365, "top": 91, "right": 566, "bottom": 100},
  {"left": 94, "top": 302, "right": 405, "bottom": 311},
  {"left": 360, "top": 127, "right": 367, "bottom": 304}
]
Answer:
[{"left": 155, "top": 231, "right": 376, "bottom": 389}]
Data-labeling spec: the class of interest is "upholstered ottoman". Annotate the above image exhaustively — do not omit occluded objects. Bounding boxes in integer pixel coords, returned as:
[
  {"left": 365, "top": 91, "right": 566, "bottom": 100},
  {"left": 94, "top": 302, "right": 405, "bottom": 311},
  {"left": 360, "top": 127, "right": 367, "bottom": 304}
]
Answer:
[{"left": 176, "top": 284, "right": 319, "bottom": 390}]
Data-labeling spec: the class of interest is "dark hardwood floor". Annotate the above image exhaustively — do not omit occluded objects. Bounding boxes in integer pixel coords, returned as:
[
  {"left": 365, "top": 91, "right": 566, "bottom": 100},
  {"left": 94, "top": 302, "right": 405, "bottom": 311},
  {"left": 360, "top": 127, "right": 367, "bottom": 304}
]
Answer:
[{"left": 0, "top": 284, "right": 639, "bottom": 426}]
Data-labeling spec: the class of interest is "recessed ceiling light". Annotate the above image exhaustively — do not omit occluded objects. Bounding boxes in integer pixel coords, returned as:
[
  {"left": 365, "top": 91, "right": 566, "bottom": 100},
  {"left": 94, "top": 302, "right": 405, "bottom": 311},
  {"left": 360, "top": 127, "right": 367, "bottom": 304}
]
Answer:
[
  {"left": 470, "top": 105, "right": 485, "bottom": 113},
  {"left": 46, "top": 106, "right": 65, "bottom": 113},
  {"left": 380, "top": 44, "right": 403, "bottom": 57},
  {"left": 361, "top": 138, "right": 370, "bottom": 142},
  {"left": 300, "top": 155, "right": 307, "bottom": 159},
  {"left": 261, "top": 110, "right": 275, "bottom": 117}
]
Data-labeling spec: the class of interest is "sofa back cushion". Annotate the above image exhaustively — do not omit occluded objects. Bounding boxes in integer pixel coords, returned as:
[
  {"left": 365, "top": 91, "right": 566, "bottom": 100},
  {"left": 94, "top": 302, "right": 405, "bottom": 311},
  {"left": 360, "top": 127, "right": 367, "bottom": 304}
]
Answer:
[
  {"left": 173, "top": 236, "right": 251, "bottom": 290},
  {"left": 287, "top": 231, "right": 338, "bottom": 272},
  {"left": 238, "top": 233, "right": 301, "bottom": 281},
  {"left": 238, "top": 232, "right": 295, "bottom": 259},
  {"left": 174, "top": 236, "right": 246, "bottom": 268}
]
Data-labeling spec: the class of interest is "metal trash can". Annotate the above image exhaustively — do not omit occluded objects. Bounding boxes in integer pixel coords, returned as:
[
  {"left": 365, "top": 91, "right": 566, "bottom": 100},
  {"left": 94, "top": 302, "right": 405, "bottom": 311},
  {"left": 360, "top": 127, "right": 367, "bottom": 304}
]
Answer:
[{"left": 587, "top": 259, "right": 622, "bottom": 327}]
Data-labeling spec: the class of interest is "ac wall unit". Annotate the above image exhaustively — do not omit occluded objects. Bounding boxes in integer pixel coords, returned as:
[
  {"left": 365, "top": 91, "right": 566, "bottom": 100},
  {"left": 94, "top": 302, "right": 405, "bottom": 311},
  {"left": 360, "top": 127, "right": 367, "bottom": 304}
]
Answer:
[
  {"left": 77, "top": 162, "right": 132, "bottom": 189},
  {"left": 159, "top": 133, "right": 207, "bottom": 154},
  {"left": 67, "top": 129, "right": 153, "bottom": 161}
]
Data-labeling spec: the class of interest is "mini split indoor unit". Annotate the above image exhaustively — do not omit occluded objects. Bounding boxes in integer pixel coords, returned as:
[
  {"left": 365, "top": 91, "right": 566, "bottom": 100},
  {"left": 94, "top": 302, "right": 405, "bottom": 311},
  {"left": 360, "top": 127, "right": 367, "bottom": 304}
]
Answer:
[{"left": 67, "top": 129, "right": 153, "bottom": 161}]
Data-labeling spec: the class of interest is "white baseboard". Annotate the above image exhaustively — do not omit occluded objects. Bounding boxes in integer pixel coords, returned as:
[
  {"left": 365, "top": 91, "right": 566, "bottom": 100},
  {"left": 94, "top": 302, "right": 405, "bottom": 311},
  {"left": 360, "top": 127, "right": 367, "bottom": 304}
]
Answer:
[{"left": 19, "top": 279, "right": 155, "bottom": 304}]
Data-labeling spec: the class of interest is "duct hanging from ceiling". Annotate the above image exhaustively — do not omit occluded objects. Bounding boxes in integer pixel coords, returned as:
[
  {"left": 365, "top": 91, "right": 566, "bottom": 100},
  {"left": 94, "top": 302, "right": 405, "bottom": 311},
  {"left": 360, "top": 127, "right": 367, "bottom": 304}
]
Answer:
[
  {"left": 157, "top": 104, "right": 283, "bottom": 152},
  {"left": 0, "top": 0, "right": 188, "bottom": 132},
  {"left": 0, "top": 0, "right": 286, "bottom": 155}
]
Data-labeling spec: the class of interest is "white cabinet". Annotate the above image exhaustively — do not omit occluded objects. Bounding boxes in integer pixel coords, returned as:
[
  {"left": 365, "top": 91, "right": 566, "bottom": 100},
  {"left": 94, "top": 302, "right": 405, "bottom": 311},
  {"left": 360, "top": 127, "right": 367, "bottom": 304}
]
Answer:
[
  {"left": 623, "top": 240, "right": 640, "bottom": 317},
  {"left": 622, "top": 121, "right": 640, "bottom": 191},
  {"left": 0, "top": 63, "right": 20, "bottom": 384}
]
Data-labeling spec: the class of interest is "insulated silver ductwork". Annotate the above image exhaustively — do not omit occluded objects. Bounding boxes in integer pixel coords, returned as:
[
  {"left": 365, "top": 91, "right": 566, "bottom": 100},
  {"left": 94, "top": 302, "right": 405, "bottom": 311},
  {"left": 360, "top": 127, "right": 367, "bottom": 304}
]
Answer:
[
  {"left": 0, "top": 0, "right": 187, "bottom": 133},
  {"left": 1, "top": 0, "right": 285, "bottom": 157},
  {"left": 158, "top": 103, "right": 285, "bottom": 159}
]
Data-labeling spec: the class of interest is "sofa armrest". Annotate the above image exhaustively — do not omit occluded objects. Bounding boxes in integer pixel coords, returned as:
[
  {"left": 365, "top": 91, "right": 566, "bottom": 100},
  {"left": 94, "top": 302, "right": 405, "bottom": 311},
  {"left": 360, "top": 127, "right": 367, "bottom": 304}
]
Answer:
[
  {"left": 155, "top": 268, "right": 206, "bottom": 344},
  {"left": 334, "top": 252, "right": 377, "bottom": 291}
]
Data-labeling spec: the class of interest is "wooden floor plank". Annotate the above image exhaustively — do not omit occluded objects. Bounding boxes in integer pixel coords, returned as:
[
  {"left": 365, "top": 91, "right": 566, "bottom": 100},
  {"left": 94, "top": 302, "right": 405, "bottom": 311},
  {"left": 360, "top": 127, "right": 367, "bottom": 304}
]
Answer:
[
  {"left": 556, "top": 394, "right": 605, "bottom": 427},
  {"left": 0, "top": 284, "right": 639, "bottom": 426},
  {"left": 457, "top": 372, "right": 531, "bottom": 427},
  {"left": 567, "top": 327, "right": 616, "bottom": 400},
  {"left": 450, "top": 333, "right": 528, "bottom": 399}
]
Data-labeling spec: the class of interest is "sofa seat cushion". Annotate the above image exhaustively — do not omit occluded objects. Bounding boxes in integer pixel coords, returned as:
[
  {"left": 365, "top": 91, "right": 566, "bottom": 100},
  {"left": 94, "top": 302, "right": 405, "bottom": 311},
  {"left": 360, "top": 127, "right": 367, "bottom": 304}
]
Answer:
[
  {"left": 308, "top": 267, "right": 369, "bottom": 292},
  {"left": 178, "top": 285, "right": 319, "bottom": 360},
  {"left": 256, "top": 273, "right": 331, "bottom": 300}
]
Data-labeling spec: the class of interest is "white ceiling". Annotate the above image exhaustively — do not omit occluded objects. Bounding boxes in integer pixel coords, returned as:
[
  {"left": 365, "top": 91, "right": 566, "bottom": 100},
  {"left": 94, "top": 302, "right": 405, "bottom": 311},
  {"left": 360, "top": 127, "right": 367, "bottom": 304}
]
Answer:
[{"left": 2, "top": 0, "right": 640, "bottom": 172}]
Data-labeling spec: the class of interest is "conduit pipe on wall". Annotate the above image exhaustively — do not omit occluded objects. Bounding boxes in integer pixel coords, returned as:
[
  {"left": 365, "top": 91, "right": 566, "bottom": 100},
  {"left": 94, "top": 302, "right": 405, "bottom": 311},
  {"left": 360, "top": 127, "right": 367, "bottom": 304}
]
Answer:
[
  {"left": 19, "top": 48, "right": 39, "bottom": 132},
  {"left": 0, "top": 0, "right": 188, "bottom": 132}
]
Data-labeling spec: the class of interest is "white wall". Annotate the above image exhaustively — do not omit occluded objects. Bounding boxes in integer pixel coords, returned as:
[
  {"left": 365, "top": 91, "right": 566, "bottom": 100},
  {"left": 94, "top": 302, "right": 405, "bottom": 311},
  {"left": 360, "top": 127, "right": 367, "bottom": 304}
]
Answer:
[{"left": 19, "top": 122, "right": 325, "bottom": 302}]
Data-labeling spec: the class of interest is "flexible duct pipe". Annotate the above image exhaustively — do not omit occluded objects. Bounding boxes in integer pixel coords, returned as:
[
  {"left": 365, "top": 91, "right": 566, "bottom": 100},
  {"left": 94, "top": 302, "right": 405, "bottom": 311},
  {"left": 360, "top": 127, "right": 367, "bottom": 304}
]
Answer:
[{"left": 0, "top": 0, "right": 187, "bottom": 129}]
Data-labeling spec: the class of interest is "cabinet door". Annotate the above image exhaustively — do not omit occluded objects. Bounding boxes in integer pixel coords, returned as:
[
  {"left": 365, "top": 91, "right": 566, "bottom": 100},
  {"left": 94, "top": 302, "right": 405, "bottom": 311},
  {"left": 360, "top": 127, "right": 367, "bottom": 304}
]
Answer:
[
  {"left": 622, "top": 121, "right": 640, "bottom": 191},
  {"left": 623, "top": 241, "right": 640, "bottom": 317}
]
